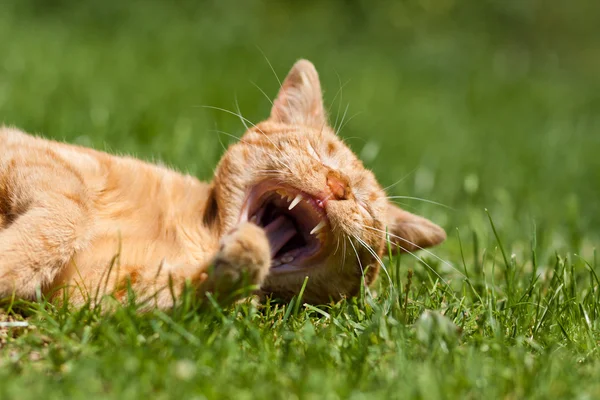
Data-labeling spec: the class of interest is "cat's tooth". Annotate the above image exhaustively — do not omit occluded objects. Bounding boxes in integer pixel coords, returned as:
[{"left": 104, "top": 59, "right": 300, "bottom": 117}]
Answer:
[
  {"left": 288, "top": 194, "right": 303, "bottom": 210},
  {"left": 281, "top": 256, "right": 294, "bottom": 263},
  {"left": 272, "top": 260, "right": 282, "bottom": 267},
  {"left": 310, "top": 221, "right": 326, "bottom": 235},
  {"left": 250, "top": 215, "right": 257, "bottom": 223}
]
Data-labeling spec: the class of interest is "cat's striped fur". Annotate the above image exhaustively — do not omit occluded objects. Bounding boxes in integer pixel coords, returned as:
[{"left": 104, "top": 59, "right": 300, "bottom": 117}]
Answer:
[{"left": 0, "top": 60, "right": 445, "bottom": 309}]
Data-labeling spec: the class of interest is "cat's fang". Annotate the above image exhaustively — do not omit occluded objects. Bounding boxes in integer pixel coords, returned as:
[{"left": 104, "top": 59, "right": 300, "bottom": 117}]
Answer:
[
  {"left": 288, "top": 194, "right": 302, "bottom": 210},
  {"left": 310, "top": 221, "right": 326, "bottom": 235}
]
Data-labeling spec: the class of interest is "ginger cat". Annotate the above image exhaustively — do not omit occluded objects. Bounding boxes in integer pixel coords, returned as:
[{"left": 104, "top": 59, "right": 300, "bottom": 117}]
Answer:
[{"left": 0, "top": 60, "right": 445, "bottom": 309}]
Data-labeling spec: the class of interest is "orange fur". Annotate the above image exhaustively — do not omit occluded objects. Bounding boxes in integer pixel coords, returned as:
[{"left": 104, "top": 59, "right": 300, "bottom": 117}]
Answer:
[{"left": 0, "top": 60, "right": 446, "bottom": 309}]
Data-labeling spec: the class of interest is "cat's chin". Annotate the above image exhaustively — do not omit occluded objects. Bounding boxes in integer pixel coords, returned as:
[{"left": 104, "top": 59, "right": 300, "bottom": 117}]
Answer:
[{"left": 238, "top": 180, "right": 332, "bottom": 272}]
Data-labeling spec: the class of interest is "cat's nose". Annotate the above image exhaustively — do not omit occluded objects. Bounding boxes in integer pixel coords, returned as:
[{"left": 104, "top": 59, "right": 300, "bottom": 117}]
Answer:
[{"left": 326, "top": 170, "right": 350, "bottom": 200}]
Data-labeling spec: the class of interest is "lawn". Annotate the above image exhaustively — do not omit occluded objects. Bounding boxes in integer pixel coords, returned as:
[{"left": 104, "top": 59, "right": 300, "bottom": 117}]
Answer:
[{"left": 1, "top": 0, "right": 600, "bottom": 398}]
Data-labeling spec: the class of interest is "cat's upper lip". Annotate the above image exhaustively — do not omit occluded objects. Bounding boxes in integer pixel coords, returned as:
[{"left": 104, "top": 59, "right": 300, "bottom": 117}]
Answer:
[{"left": 239, "top": 180, "right": 331, "bottom": 271}]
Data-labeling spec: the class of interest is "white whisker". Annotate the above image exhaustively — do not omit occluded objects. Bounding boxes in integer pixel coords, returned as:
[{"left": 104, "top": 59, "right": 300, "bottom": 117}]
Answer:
[
  {"left": 331, "top": 73, "right": 349, "bottom": 132},
  {"left": 364, "top": 225, "right": 465, "bottom": 279},
  {"left": 209, "top": 129, "right": 241, "bottom": 143},
  {"left": 335, "top": 103, "right": 350, "bottom": 134},
  {"left": 383, "top": 168, "right": 417, "bottom": 191},
  {"left": 391, "top": 241, "right": 451, "bottom": 287},
  {"left": 352, "top": 234, "right": 393, "bottom": 287},
  {"left": 347, "top": 236, "right": 373, "bottom": 299},
  {"left": 332, "top": 72, "right": 348, "bottom": 133},
  {"left": 209, "top": 130, "right": 290, "bottom": 173},
  {"left": 214, "top": 130, "right": 228, "bottom": 152},
  {"left": 250, "top": 81, "right": 274, "bottom": 107},
  {"left": 387, "top": 196, "right": 454, "bottom": 210},
  {"left": 337, "top": 111, "right": 362, "bottom": 135},
  {"left": 200, "top": 105, "right": 258, "bottom": 130},
  {"left": 234, "top": 96, "right": 250, "bottom": 131},
  {"left": 201, "top": 105, "right": 293, "bottom": 172},
  {"left": 257, "top": 46, "right": 283, "bottom": 89},
  {"left": 257, "top": 48, "right": 303, "bottom": 126}
]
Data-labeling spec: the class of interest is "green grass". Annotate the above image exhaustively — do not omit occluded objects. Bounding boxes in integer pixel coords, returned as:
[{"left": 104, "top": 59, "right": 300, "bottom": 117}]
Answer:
[{"left": 1, "top": 0, "right": 600, "bottom": 398}]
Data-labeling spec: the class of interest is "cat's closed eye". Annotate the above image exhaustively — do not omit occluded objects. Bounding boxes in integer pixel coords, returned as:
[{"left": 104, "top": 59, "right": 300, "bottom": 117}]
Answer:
[
  {"left": 211, "top": 59, "right": 446, "bottom": 303},
  {"left": 0, "top": 59, "right": 444, "bottom": 309}
]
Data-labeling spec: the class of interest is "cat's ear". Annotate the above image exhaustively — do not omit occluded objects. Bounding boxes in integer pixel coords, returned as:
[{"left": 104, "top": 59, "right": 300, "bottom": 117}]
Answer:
[
  {"left": 269, "top": 59, "right": 327, "bottom": 128},
  {"left": 385, "top": 204, "right": 446, "bottom": 255}
]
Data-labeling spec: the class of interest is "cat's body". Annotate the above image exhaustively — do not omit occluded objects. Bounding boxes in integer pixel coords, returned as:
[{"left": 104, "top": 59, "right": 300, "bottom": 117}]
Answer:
[
  {"left": 0, "top": 60, "right": 446, "bottom": 309},
  {"left": 1, "top": 128, "right": 220, "bottom": 307}
]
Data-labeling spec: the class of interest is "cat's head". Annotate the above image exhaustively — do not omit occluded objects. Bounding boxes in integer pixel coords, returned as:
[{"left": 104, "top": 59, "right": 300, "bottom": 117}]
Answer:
[{"left": 210, "top": 60, "right": 445, "bottom": 303}]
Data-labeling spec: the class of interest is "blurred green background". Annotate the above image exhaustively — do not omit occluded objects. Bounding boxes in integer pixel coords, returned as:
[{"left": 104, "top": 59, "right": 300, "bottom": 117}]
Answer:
[
  {"left": 1, "top": 0, "right": 599, "bottom": 254},
  {"left": 3, "top": 1, "right": 600, "bottom": 398}
]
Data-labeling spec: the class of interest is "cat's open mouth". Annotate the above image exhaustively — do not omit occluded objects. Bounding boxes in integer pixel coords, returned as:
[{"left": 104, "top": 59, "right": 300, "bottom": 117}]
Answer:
[{"left": 241, "top": 181, "right": 329, "bottom": 270}]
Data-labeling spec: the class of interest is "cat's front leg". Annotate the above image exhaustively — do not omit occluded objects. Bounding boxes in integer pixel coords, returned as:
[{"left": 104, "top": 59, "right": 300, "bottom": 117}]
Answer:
[
  {"left": 198, "top": 221, "right": 271, "bottom": 305},
  {"left": 119, "top": 222, "right": 271, "bottom": 311}
]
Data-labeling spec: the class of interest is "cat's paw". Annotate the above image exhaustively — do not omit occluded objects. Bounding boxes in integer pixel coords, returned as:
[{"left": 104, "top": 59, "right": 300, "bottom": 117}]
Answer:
[{"left": 210, "top": 222, "right": 271, "bottom": 294}]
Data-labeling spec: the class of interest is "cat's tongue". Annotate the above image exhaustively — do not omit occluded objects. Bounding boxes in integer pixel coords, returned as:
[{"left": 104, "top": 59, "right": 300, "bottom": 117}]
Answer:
[{"left": 263, "top": 215, "right": 296, "bottom": 258}]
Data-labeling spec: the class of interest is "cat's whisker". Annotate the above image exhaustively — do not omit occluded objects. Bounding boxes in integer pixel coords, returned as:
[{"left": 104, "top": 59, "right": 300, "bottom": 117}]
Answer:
[
  {"left": 209, "top": 129, "right": 242, "bottom": 143},
  {"left": 340, "top": 136, "right": 367, "bottom": 144},
  {"left": 383, "top": 169, "right": 417, "bottom": 192},
  {"left": 234, "top": 96, "right": 250, "bottom": 131},
  {"left": 211, "top": 130, "right": 273, "bottom": 163},
  {"left": 389, "top": 239, "right": 460, "bottom": 301},
  {"left": 201, "top": 105, "right": 293, "bottom": 172},
  {"left": 347, "top": 236, "right": 373, "bottom": 298},
  {"left": 351, "top": 234, "right": 393, "bottom": 287},
  {"left": 387, "top": 201, "right": 416, "bottom": 211},
  {"left": 250, "top": 81, "right": 274, "bottom": 107},
  {"left": 386, "top": 196, "right": 454, "bottom": 210},
  {"left": 214, "top": 131, "right": 228, "bottom": 153},
  {"left": 335, "top": 103, "right": 350, "bottom": 134},
  {"left": 201, "top": 105, "right": 258, "bottom": 131},
  {"left": 381, "top": 235, "right": 452, "bottom": 287},
  {"left": 337, "top": 110, "right": 362, "bottom": 136},
  {"left": 365, "top": 225, "right": 456, "bottom": 270},
  {"left": 331, "top": 72, "right": 349, "bottom": 133},
  {"left": 257, "top": 48, "right": 304, "bottom": 127},
  {"left": 232, "top": 101, "right": 291, "bottom": 165},
  {"left": 257, "top": 46, "right": 283, "bottom": 90},
  {"left": 364, "top": 225, "right": 465, "bottom": 279}
]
